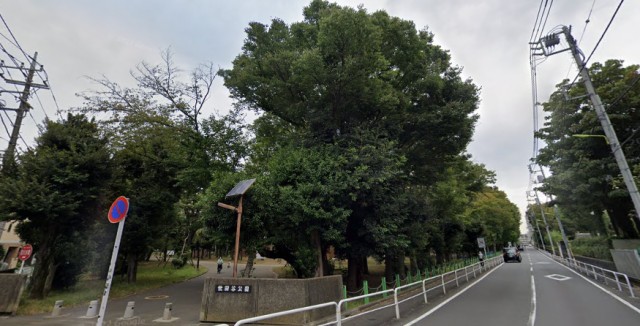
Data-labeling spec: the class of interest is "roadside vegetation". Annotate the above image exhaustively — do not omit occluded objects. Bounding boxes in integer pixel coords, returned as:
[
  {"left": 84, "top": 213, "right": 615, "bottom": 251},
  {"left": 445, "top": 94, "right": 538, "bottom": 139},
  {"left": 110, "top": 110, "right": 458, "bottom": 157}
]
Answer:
[
  {"left": 0, "top": 0, "right": 524, "bottom": 302},
  {"left": 17, "top": 262, "right": 206, "bottom": 315}
]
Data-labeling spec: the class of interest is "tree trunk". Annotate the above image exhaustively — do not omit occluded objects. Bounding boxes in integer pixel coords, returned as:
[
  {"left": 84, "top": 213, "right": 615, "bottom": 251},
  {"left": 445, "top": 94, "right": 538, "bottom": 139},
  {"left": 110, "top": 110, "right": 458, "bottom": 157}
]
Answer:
[
  {"left": 126, "top": 253, "right": 137, "bottom": 283},
  {"left": 243, "top": 252, "right": 255, "bottom": 278},
  {"left": 311, "top": 230, "right": 324, "bottom": 277},
  {"left": 29, "top": 245, "right": 55, "bottom": 299},
  {"left": 346, "top": 253, "right": 364, "bottom": 292}
]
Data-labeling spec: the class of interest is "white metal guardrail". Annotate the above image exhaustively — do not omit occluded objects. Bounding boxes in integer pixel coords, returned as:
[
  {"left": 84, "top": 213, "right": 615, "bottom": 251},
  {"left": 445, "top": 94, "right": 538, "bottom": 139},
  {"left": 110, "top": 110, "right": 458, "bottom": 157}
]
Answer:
[
  {"left": 234, "top": 301, "right": 338, "bottom": 326},
  {"left": 547, "top": 253, "right": 636, "bottom": 298},
  {"left": 234, "top": 255, "right": 503, "bottom": 326}
]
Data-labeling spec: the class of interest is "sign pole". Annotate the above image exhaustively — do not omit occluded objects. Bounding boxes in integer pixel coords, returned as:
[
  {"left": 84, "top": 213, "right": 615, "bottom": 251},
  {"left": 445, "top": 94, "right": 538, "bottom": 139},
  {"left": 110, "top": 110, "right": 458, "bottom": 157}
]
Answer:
[
  {"left": 97, "top": 217, "right": 125, "bottom": 326},
  {"left": 97, "top": 196, "right": 129, "bottom": 326}
]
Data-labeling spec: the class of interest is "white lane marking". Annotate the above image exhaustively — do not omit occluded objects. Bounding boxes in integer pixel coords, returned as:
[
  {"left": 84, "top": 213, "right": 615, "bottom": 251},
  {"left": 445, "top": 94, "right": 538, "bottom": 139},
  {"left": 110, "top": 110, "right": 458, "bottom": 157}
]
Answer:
[
  {"left": 528, "top": 274, "right": 536, "bottom": 326},
  {"left": 545, "top": 274, "right": 571, "bottom": 281},
  {"left": 539, "top": 251, "right": 640, "bottom": 315},
  {"left": 404, "top": 264, "right": 503, "bottom": 326},
  {"left": 530, "top": 267, "right": 533, "bottom": 272}
]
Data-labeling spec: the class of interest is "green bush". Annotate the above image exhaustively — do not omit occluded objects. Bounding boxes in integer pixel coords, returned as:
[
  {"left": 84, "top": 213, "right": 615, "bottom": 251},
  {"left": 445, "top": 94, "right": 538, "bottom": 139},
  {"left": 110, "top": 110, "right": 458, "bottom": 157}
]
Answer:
[
  {"left": 570, "top": 237, "right": 612, "bottom": 261},
  {"left": 171, "top": 257, "right": 185, "bottom": 269}
]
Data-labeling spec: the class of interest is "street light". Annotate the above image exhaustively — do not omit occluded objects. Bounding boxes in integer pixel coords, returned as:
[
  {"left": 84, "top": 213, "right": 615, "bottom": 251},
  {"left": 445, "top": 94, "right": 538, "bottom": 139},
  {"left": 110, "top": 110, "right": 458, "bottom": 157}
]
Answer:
[{"left": 572, "top": 134, "right": 610, "bottom": 144}]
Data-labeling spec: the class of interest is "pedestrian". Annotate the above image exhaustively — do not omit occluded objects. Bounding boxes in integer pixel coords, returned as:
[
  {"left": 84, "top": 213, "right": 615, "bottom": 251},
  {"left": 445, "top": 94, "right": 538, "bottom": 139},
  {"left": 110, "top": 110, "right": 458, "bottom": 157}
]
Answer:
[
  {"left": 217, "top": 257, "right": 223, "bottom": 274},
  {"left": 478, "top": 251, "right": 484, "bottom": 267}
]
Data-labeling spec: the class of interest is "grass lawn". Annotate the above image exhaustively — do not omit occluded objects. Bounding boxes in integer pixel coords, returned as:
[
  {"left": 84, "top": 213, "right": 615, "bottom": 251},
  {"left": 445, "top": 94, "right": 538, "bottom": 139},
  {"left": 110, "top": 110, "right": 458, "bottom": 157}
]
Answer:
[{"left": 17, "top": 261, "right": 207, "bottom": 315}]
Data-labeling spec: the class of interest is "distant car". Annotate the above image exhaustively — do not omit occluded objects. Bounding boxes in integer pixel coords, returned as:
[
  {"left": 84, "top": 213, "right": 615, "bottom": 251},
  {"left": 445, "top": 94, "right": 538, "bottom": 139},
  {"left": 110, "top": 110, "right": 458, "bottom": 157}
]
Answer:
[
  {"left": 503, "top": 247, "right": 522, "bottom": 263},
  {"left": 517, "top": 244, "right": 524, "bottom": 251}
]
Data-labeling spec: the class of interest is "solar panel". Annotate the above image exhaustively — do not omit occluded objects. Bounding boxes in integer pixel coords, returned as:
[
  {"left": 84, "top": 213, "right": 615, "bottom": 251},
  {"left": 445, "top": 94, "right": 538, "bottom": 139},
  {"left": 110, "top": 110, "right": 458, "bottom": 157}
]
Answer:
[{"left": 225, "top": 178, "right": 256, "bottom": 198}]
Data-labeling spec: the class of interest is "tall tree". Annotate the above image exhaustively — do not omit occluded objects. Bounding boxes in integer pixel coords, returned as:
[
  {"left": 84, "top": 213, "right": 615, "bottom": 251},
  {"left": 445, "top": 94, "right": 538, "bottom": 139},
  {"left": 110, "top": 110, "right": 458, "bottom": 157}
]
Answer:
[
  {"left": 78, "top": 50, "right": 250, "bottom": 275},
  {"left": 220, "top": 0, "right": 480, "bottom": 290},
  {"left": 0, "top": 114, "right": 111, "bottom": 298},
  {"left": 536, "top": 59, "right": 640, "bottom": 238}
]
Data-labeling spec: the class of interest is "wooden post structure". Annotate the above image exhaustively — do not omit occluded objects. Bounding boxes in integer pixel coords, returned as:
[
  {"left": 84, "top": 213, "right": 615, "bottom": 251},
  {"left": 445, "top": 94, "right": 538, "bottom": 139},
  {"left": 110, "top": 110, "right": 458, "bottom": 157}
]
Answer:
[{"left": 217, "top": 179, "right": 255, "bottom": 278}]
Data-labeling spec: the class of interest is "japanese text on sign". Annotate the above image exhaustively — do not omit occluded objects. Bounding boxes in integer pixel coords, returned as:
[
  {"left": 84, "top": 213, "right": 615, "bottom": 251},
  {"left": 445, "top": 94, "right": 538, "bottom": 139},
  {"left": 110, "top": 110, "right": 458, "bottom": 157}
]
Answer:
[{"left": 215, "top": 284, "right": 252, "bottom": 293}]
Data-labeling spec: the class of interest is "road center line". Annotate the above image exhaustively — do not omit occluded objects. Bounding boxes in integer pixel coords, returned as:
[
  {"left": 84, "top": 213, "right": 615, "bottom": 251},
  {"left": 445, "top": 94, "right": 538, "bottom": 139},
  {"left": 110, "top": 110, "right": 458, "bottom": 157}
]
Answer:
[
  {"left": 527, "top": 274, "right": 536, "bottom": 326},
  {"left": 404, "top": 263, "right": 503, "bottom": 326}
]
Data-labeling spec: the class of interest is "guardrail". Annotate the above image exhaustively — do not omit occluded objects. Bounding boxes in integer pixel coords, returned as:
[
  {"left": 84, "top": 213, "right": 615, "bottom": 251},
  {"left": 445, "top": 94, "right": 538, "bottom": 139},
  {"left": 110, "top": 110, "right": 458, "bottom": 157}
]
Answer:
[
  {"left": 234, "top": 301, "right": 338, "bottom": 326},
  {"left": 234, "top": 255, "right": 503, "bottom": 326},
  {"left": 548, "top": 254, "right": 635, "bottom": 298}
]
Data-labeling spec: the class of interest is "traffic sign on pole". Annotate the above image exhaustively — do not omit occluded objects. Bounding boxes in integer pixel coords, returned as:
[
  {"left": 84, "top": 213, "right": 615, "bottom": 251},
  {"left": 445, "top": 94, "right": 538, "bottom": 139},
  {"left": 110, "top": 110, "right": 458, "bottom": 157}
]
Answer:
[
  {"left": 477, "top": 237, "right": 486, "bottom": 249},
  {"left": 18, "top": 244, "right": 33, "bottom": 261},
  {"left": 97, "top": 196, "right": 129, "bottom": 326},
  {"left": 108, "top": 196, "right": 129, "bottom": 223}
]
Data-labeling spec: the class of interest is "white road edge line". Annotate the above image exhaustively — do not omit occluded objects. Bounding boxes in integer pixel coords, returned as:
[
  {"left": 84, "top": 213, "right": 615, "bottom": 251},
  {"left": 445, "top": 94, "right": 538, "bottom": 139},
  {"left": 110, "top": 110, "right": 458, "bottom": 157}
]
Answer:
[
  {"left": 404, "top": 263, "right": 504, "bottom": 326},
  {"left": 541, "top": 252, "right": 640, "bottom": 315},
  {"left": 527, "top": 274, "right": 536, "bottom": 326}
]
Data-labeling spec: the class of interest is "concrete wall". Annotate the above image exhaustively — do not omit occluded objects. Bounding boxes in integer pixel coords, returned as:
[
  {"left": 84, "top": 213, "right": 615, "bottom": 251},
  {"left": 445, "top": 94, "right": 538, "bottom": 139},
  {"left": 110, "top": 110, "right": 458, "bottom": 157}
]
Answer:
[
  {"left": 0, "top": 274, "right": 26, "bottom": 314},
  {"left": 201, "top": 275, "right": 342, "bottom": 325},
  {"left": 610, "top": 249, "right": 640, "bottom": 280},
  {"left": 611, "top": 239, "right": 640, "bottom": 250}
]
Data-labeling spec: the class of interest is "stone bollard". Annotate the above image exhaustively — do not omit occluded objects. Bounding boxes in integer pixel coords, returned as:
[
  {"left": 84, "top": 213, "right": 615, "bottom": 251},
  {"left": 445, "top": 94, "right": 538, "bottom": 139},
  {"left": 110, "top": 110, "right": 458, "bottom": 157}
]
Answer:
[
  {"left": 153, "top": 302, "right": 179, "bottom": 323},
  {"left": 123, "top": 301, "right": 135, "bottom": 319},
  {"left": 162, "top": 303, "right": 173, "bottom": 320},
  {"left": 51, "top": 300, "right": 64, "bottom": 317},
  {"left": 81, "top": 300, "right": 99, "bottom": 318}
]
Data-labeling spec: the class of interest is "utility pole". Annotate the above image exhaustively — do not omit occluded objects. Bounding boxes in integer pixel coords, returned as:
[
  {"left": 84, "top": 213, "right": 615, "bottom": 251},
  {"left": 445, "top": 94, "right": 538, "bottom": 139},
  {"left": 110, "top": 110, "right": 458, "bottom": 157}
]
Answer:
[
  {"left": 527, "top": 210, "right": 546, "bottom": 251},
  {"left": 1, "top": 52, "right": 48, "bottom": 170},
  {"left": 533, "top": 189, "right": 556, "bottom": 255},
  {"left": 537, "top": 26, "right": 640, "bottom": 223},
  {"left": 536, "top": 165, "right": 573, "bottom": 259}
]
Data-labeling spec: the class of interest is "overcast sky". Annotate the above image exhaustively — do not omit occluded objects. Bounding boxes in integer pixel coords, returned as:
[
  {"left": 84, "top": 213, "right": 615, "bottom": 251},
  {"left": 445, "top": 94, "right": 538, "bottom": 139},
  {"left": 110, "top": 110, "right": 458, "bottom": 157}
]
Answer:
[{"left": 2, "top": 1, "right": 639, "bottom": 233}]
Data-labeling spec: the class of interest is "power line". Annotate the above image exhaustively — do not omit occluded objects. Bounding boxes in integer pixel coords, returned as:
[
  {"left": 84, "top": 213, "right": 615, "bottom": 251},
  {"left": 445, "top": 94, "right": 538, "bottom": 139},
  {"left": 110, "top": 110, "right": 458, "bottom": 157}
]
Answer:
[
  {"left": 569, "top": 0, "right": 625, "bottom": 87},
  {"left": 529, "top": 0, "right": 547, "bottom": 43},
  {"left": 584, "top": 0, "right": 624, "bottom": 67},
  {"left": 0, "top": 12, "right": 30, "bottom": 62}
]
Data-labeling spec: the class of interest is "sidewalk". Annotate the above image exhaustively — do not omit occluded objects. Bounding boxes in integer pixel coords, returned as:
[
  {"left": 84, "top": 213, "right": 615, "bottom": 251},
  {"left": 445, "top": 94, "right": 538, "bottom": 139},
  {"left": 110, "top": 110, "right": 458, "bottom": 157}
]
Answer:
[{"left": 0, "top": 260, "right": 282, "bottom": 326}]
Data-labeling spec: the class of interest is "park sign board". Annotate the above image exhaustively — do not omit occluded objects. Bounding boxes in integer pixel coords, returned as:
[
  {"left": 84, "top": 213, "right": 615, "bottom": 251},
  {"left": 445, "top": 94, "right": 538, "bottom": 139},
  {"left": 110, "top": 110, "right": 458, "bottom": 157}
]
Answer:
[
  {"left": 477, "top": 237, "right": 486, "bottom": 249},
  {"left": 215, "top": 284, "right": 252, "bottom": 293}
]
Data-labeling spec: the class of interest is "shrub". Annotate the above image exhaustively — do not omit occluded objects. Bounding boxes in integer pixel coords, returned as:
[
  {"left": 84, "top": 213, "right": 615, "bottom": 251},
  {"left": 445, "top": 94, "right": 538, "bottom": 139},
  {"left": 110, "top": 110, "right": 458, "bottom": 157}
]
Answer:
[
  {"left": 570, "top": 237, "right": 612, "bottom": 261},
  {"left": 171, "top": 257, "right": 185, "bottom": 269}
]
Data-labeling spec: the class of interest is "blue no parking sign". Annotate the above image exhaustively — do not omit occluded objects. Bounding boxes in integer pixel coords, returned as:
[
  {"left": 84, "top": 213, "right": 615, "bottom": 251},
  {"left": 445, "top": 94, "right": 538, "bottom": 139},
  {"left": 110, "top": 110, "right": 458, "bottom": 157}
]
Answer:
[{"left": 108, "top": 196, "right": 129, "bottom": 223}]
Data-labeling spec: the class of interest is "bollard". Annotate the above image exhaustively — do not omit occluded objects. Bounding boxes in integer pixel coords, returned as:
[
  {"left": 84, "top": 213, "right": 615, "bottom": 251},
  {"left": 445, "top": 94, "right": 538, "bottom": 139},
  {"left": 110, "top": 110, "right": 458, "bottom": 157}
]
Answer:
[
  {"left": 123, "top": 301, "right": 135, "bottom": 319},
  {"left": 51, "top": 300, "right": 64, "bottom": 317},
  {"left": 83, "top": 300, "right": 99, "bottom": 318},
  {"left": 163, "top": 303, "right": 173, "bottom": 320},
  {"left": 153, "top": 302, "right": 179, "bottom": 323}
]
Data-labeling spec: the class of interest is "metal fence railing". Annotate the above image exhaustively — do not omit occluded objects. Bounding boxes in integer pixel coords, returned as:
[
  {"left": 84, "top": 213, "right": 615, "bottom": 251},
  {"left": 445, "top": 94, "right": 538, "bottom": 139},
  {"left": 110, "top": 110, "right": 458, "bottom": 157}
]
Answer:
[{"left": 545, "top": 252, "right": 635, "bottom": 298}]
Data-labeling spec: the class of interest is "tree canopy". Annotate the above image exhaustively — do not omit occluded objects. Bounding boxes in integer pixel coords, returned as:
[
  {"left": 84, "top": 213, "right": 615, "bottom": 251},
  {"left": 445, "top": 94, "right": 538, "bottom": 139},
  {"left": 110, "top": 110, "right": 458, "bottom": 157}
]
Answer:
[{"left": 536, "top": 59, "right": 640, "bottom": 238}]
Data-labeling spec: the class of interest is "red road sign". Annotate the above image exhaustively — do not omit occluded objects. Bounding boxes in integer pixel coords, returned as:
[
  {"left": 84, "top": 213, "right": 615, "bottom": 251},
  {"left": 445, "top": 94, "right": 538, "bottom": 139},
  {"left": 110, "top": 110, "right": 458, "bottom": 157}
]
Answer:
[
  {"left": 108, "top": 196, "right": 129, "bottom": 223},
  {"left": 18, "top": 244, "right": 32, "bottom": 261}
]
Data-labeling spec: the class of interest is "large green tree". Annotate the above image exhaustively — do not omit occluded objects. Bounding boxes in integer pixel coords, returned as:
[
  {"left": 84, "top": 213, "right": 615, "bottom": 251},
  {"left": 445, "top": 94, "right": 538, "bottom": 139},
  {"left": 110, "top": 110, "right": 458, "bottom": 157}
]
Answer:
[
  {"left": 0, "top": 114, "right": 111, "bottom": 298},
  {"left": 219, "top": 0, "right": 480, "bottom": 290},
  {"left": 536, "top": 59, "right": 640, "bottom": 238},
  {"left": 79, "top": 50, "right": 250, "bottom": 279}
]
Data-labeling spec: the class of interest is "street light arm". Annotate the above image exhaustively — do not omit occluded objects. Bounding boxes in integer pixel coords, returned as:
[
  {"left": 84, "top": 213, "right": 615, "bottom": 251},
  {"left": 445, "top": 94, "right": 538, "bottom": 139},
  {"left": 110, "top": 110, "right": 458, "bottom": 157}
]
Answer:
[{"left": 571, "top": 134, "right": 610, "bottom": 144}]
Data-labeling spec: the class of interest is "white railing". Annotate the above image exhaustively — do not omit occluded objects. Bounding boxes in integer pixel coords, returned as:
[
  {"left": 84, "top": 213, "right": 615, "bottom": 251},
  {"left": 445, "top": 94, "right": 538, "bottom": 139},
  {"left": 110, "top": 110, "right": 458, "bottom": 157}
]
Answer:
[
  {"left": 235, "top": 255, "right": 503, "bottom": 326},
  {"left": 553, "top": 255, "right": 635, "bottom": 298},
  {"left": 235, "top": 301, "right": 338, "bottom": 326},
  {"left": 540, "top": 249, "right": 635, "bottom": 298}
]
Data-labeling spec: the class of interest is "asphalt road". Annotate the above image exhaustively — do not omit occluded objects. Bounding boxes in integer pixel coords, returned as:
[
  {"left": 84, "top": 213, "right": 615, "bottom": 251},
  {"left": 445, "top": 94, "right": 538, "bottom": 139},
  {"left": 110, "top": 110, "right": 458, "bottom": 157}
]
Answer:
[{"left": 398, "top": 249, "right": 640, "bottom": 326}]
